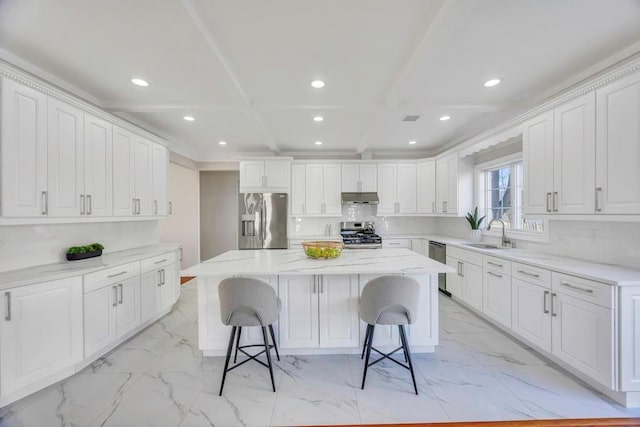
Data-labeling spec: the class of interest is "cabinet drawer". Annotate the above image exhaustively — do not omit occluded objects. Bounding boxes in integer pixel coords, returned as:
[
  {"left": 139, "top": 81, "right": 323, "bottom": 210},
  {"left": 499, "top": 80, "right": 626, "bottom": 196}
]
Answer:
[
  {"left": 552, "top": 272, "right": 613, "bottom": 309},
  {"left": 484, "top": 255, "right": 511, "bottom": 275},
  {"left": 84, "top": 262, "right": 140, "bottom": 293},
  {"left": 448, "top": 246, "right": 483, "bottom": 266},
  {"left": 382, "top": 239, "right": 409, "bottom": 248},
  {"left": 512, "top": 262, "right": 551, "bottom": 288},
  {"left": 141, "top": 252, "right": 177, "bottom": 274}
]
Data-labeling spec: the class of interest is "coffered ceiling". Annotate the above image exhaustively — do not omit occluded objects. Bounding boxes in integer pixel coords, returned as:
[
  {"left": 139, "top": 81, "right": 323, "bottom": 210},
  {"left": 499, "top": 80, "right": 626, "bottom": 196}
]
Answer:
[{"left": 1, "top": 0, "right": 639, "bottom": 160}]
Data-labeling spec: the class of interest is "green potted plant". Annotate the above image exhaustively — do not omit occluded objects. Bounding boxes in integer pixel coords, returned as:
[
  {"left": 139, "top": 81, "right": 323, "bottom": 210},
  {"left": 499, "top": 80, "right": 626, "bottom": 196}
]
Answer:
[
  {"left": 66, "top": 243, "right": 104, "bottom": 261},
  {"left": 465, "top": 207, "right": 486, "bottom": 242}
]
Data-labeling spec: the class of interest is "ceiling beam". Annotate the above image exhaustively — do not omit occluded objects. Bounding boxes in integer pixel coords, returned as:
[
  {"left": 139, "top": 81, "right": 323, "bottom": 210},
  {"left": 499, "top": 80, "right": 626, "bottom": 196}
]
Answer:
[
  {"left": 356, "top": 0, "right": 451, "bottom": 154},
  {"left": 180, "top": 0, "right": 280, "bottom": 154}
]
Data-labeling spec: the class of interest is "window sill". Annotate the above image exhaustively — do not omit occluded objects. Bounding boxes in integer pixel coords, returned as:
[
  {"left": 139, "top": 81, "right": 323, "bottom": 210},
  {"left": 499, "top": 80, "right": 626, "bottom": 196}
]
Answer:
[{"left": 481, "top": 228, "right": 549, "bottom": 244}]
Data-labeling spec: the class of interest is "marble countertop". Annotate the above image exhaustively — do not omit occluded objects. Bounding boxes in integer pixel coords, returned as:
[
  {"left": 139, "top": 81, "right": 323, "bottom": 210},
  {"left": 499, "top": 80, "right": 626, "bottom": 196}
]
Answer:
[
  {"left": 183, "top": 248, "right": 454, "bottom": 276},
  {"left": 0, "top": 243, "right": 181, "bottom": 290},
  {"left": 288, "top": 235, "right": 342, "bottom": 241}
]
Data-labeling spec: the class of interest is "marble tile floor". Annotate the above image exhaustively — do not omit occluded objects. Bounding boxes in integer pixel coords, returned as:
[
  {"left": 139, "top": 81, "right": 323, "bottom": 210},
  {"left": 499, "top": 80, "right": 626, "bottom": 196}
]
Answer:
[{"left": 2, "top": 281, "right": 640, "bottom": 427}]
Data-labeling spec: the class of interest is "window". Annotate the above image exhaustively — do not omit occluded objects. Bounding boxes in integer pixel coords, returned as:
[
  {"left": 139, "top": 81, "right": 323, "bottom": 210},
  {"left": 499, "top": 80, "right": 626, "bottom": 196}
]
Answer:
[{"left": 478, "top": 158, "right": 544, "bottom": 234}]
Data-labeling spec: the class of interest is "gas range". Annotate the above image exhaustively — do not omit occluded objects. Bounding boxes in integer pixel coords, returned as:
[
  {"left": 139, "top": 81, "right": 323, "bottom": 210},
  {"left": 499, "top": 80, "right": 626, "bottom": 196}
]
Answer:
[{"left": 340, "top": 221, "right": 382, "bottom": 249}]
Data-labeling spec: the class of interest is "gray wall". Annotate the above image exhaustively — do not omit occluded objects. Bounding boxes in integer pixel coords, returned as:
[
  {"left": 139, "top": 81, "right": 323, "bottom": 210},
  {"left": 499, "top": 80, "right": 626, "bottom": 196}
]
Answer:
[{"left": 200, "top": 171, "right": 239, "bottom": 260}]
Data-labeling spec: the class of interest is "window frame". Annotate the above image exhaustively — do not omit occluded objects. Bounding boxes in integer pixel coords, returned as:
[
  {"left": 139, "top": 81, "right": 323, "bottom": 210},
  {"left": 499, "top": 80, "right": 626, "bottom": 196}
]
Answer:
[{"left": 475, "top": 153, "right": 549, "bottom": 243}]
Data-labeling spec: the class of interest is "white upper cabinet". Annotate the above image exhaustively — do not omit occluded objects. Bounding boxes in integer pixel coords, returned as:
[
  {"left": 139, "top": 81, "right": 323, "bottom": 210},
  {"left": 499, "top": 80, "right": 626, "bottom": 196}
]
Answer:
[
  {"left": 341, "top": 163, "right": 377, "bottom": 192},
  {"left": 294, "top": 163, "right": 342, "bottom": 216},
  {"left": 134, "top": 138, "right": 153, "bottom": 216},
  {"left": 596, "top": 72, "right": 640, "bottom": 214},
  {"left": 553, "top": 93, "right": 596, "bottom": 214},
  {"left": 84, "top": 114, "right": 113, "bottom": 217},
  {"left": 239, "top": 159, "right": 290, "bottom": 193},
  {"left": 377, "top": 163, "right": 417, "bottom": 215},
  {"left": 417, "top": 160, "right": 436, "bottom": 214},
  {"left": 523, "top": 110, "right": 554, "bottom": 215},
  {"left": 0, "top": 78, "right": 48, "bottom": 217},
  {"left": 152, "top": 144, "right": 168, "bottom": 216},
  {"left": 47, "top": 99, "right": 84, "bottom": 217},
  {"left": 436, "top": 153, "right": 465, "bottom": 215},
  {"left": 113, "top": 126, "right": 136, "bottom": 217}
]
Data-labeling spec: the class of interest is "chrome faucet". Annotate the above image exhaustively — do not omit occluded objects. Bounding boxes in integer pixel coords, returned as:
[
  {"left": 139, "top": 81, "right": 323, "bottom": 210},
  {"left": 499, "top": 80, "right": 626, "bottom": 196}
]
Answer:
[{"left": 487, "top": 219, "right": 512, "bottom": 247}]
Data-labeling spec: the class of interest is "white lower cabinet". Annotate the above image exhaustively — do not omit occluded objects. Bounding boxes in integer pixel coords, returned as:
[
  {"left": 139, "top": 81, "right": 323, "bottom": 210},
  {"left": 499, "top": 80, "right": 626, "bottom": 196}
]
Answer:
[
  {"left": 511, "top": 278, "right": 552, "bottom": 352},
  {"left": 84, "top": 276, "right": 141, "bottom": 357},
  {"left": 483, "top": 269, "right": 512, "bottom": 328},
  {"left": 551, "top": 291, "right": 613, "bottom": 388},
  {"left": 279, "top": 275, "right": 359, "bottom": 349},
  {"left": 446, "top": 257, "right": 462, "bottom": 298},
  {"left": 140, "top": 262, "right": 178, "bottom": 323},
  {"left": 461, "top": 261, "right": 483, "bottom": 312},
  {"left": 0, "top": 277, "right": 83, "bottom": 396}
]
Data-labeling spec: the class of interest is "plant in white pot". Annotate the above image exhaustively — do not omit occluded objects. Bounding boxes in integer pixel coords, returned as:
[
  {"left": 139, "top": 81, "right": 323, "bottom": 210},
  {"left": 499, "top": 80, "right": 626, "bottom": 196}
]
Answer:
[{"left": 465, "top": 207, "right": 486, "bottom": 242}]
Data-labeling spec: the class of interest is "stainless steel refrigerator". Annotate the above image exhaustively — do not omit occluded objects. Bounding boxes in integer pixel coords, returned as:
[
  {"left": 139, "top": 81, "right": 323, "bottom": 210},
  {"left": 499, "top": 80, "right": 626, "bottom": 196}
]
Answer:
[{"left": 238, "top": 193, "right": 288, "bottom": 249}]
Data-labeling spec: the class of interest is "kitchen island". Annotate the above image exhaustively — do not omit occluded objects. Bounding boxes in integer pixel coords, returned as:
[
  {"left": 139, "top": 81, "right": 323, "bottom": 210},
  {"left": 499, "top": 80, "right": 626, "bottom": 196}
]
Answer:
[{"left": 183, "top": 248, "right": 454, "bottom": 356}]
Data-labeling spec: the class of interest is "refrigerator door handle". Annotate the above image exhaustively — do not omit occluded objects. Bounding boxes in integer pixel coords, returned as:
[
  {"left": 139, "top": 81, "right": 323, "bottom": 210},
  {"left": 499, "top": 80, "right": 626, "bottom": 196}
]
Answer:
[{"left": 262, "top": 204, "right": 267, "bottom": 243}]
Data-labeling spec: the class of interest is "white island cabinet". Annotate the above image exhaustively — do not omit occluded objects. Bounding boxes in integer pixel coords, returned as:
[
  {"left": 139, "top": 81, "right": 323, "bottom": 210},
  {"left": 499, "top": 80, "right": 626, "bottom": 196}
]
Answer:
[{"left": 184, "top": 248, "right": 453, "bottom": 356}]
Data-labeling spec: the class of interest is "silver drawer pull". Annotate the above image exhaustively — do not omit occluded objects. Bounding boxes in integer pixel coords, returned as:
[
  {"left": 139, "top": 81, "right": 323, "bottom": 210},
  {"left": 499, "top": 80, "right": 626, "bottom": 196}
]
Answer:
[
  {"left": 107, "top": 271, "right": 128, "bottom": 279},
  {"left": 561, "top": 281, "right": 594, "bottom": 294},
  {"left": 118, "top": 283, "right": 124, "bottom": 304},
  {"left": 551, "top": 292, "right": 558, "bottom": 317},
  {"left": 543, "top": 290, "right": 550, "bottom": 314},
  {"left": 487, "top": 261, "right": 503, "bottom": 267},
  {"left": 5, "top": 292, "right": 11, "bottom": 321},
  {"left": 517, "top": 269, "right": 540, "bottom": 278},
  {"left": 154, "top": 258, "right": 168, "bottom": 264},
  {"left": 112, "top": 286, "right": 118, "bottom": 307},
  {"left": 487, "top": 271, "right": 503, "bottom": 278}
]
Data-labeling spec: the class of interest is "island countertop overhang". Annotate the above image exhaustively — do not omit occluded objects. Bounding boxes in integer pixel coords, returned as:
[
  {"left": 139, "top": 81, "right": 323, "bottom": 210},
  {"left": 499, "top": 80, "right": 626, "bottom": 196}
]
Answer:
[{"left": 183, "top": 248, "right": 454, "bottom": 276}]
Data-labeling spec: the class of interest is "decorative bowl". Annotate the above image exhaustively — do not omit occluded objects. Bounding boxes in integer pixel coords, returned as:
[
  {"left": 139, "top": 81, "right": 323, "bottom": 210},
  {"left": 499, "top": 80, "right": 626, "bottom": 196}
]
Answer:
[{"left": 302, "top": 241, "right": 345, "bottom": 259}]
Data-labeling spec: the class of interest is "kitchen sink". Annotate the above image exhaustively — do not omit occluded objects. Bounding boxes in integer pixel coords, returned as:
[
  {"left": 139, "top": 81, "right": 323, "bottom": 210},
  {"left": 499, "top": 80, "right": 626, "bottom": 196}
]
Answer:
[{"left": 463, "top": 243, "right": 504, "bottom": 249}]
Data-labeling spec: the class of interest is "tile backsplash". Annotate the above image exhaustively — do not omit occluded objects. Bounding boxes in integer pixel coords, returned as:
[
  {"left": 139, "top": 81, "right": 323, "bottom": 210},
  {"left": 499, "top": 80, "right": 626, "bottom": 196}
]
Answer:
[{"left": 0, "top": 221, "right": 160, "bottom": 272}]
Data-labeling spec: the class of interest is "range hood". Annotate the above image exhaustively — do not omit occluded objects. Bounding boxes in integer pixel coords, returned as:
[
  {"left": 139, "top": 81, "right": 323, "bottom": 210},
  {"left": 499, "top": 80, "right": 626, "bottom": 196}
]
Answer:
[{"left": 341, "top": 192, "right": 380, "bottom": 205}]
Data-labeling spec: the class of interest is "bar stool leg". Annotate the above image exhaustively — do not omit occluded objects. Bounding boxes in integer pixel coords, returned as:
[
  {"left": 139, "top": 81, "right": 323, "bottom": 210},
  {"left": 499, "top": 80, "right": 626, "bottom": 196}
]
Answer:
[
  {"left": 361, "top": 324, "right": 371, "bottom": 359},
  {"left": 262, "top": 326, "right": 276, "bottom": 392},
  {"left": 361, "top": 324, "right": 375, "bottom": 389},
  {"left": 268, "top": 324, "right": 280, "bottom": 361},
  {"left": 398, "top": 325, "right": 409, "bottom": 363},
  {"left": 219, "top": 326, "right": 237, "bottom": 396},
  {"left": 399, "top": 325, "right": 418, "bottom": 395},
  {"left": 233, "top": 326, "right": 242, "bottom": 363}
]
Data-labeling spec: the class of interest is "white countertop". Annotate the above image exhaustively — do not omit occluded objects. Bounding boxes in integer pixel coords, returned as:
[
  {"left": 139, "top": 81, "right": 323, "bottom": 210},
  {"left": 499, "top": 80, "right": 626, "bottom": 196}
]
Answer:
[
  {"left": 0, "top": 243, "right": 181, "bottom": 290},
  {"left": 183, "top": 248, "right": 454, "bottom": 276}
]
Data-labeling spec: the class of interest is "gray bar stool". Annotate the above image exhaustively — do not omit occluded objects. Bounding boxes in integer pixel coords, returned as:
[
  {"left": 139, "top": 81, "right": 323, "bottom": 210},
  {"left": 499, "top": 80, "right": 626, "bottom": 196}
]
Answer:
[
  {"left": 218, "top": 277, "right": 281, "bottom": 396},
  {"left": 359, "top": 275, "right": 420, "bottom": 394}
]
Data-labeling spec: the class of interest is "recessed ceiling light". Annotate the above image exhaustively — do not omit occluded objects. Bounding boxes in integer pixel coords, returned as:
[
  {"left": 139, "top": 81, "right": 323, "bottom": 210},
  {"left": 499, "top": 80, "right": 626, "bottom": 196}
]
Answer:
[
  {"left": 183, "top": 115, "right": 195, "bottom": 122},
  {"left": 218, "top": 141, "right": 227, "bottom": 146},
  {"left": 313, "top": 115, "right": 324, "bottom": 122},
  {"left": 409, "top": 140, "right": 417, "bottom": 145},
  {"left": 310, "top": 80, "right": 325, "bottom": 89},
  {"left": 484, "top": 78, "right": 501, "bottom": 88},
  {"left": 314, "top": 141, "right": 323, "bottom": 145},
  {"left": 131, "top": 78, "right": 149, "bottom": 87},
  {"left": 439, "top": 115, "right": 451, "bottom": 121}
]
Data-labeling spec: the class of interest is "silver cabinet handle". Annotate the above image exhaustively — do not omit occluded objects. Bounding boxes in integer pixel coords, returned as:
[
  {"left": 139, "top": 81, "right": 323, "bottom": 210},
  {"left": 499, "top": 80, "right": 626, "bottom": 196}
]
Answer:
[
  {"left": 154, "top": 200, "right": 158, "bottom": 215},
  {"left": 543, "top": 290, "right": 550, "bottom": 314},
  {"left": 107, "top": 271, "right": 127, "bottom": 279},
  {"left": 312, "top": 276, "right": 316, "bottom": 294},
  {"left": 443, "top": 201, "right": 447, "bottom": 213},
  {"left": 169, "top": 201, "right": 172, "bottom": 214},
  {"left": 561, "top": 281, "right": 594, "bottom": 294},
  {"left": 553, "top": 192, "right": 558, "bottom": 212},
  {"left": 87, "top": 195, "right": 92, "bottom": 215},
  {"left": 154, "top": 258, "right": 168, "bottom": 264},
  {"left": 179, "top": 248, "right": 183, "bottom": 262},
  {"left": 5, "top": 292, "right": 11, "bottom": 321},
  {"left": 517, "top": 269, "right": 540, "bottom": 278},
  {"left": 551, "top": 292, "right": 557, "bottom": 317},
  {"left": 546, "top": 192, "right": 552, "bottom": 213},
  {"left": 595, "top": 187, "right": 602, "bottom": 212},
  {"left": 42, "top": 191, "right": 48, "bottom": 215},
  {"left": 487, "top": 261, "right": 503, "bottom": 267},
  {"left": 80, "top": 194, "right": 85, "bottom": 215},
  {"left": 118, "top": 283, "right": 124, "bottom": 304},
  {"left": 132, "top": 198, "right": 136, "bottom": 215},
  {"left": 137, "top": 199, "right": 141, "bottom": 215},
  {"left": 112, "top": 285, "right": 118, "bottom": 307},
  {"left": 457, "top": 261, "right": 461, "bottom": 276},
  {"left": 487, "top": 271, "right": 503, "bottom": 278},
  {"left": 157, "top": 270, "right": 163, "bottom": 286},
  {"left": 161, "top": 269, "right": 166, "bottom": 285}
]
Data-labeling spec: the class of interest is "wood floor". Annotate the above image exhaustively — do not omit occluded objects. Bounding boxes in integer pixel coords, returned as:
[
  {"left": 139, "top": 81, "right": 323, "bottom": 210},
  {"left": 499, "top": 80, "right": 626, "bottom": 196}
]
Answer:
[
  {"left": 323, "top": 418, "right": 640, "bottom": 427},
  {"left": 180, "top": 276, "right": 195, "bottom": 285}
]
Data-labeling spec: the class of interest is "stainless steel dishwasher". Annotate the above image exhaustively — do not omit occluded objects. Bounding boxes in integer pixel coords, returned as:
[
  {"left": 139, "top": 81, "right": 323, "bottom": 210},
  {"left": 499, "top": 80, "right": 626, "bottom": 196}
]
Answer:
[{"left": 428, "top": 240, "right": 450, "bottom": 296}]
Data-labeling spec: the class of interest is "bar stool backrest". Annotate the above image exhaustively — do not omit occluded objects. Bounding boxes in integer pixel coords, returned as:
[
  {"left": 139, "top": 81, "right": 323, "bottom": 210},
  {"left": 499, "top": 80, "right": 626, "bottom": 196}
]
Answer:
[
  {"left": 359, "top": 275, "right": 420, "bottom": 325},
  {"left": 219, "top": 277, "right": 279, "bottom": 326}
]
